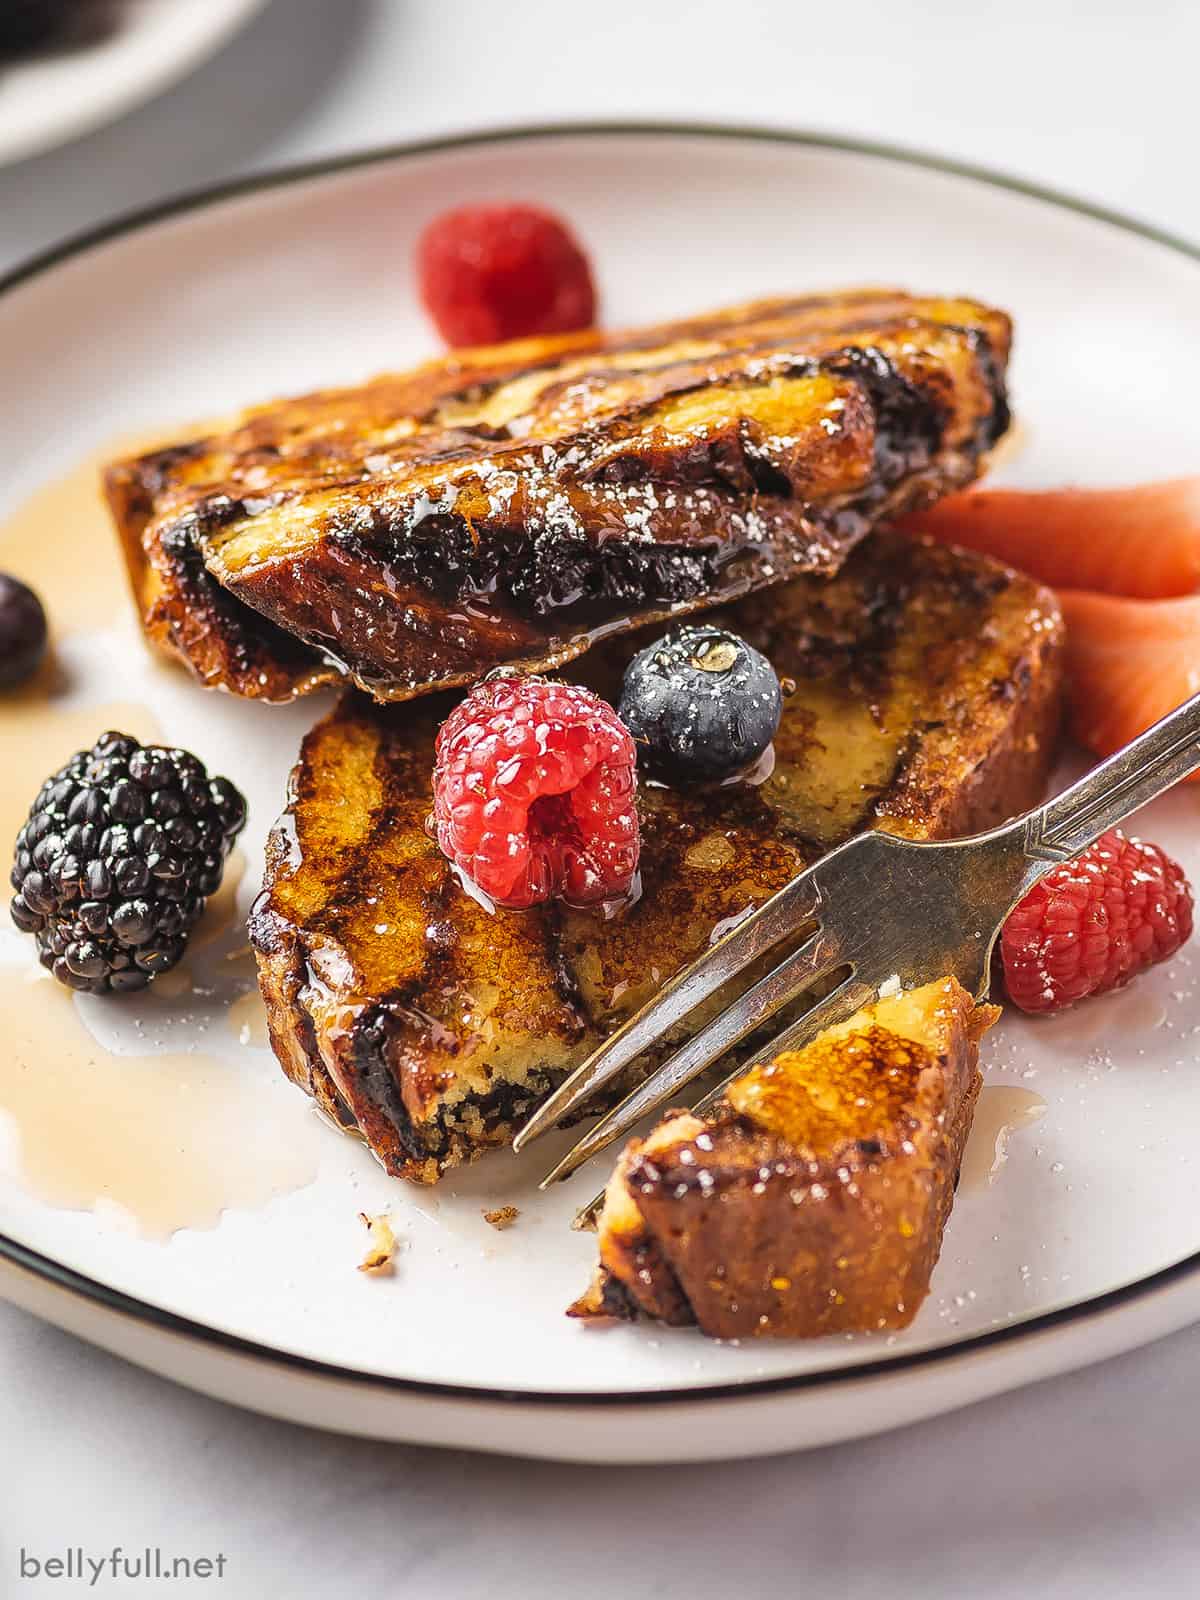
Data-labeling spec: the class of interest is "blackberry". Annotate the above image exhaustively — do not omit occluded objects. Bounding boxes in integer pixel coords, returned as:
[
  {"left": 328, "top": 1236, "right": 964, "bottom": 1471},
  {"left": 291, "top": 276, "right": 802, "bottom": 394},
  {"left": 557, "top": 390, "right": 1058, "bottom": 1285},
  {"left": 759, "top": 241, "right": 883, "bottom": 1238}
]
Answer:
[
  {"left": 9, "top": 731, "right": 246, "bottom": 994},
  {"left": 0, "top": 573, "right": 48, "bottom": 689},
  {"left": 618, "top": 624, "right": 783, "bottom": 782}
]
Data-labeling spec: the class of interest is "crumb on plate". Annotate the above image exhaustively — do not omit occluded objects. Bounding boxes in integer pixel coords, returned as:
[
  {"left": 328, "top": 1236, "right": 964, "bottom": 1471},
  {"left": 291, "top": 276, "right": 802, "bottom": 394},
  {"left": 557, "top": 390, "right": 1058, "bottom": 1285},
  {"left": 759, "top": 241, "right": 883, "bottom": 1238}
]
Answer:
[
  {"left": 483, "top": 1205, "right": 520, "bottom": 1230},
  {"left": 358, "top": 1211, "right": 397, "bottom": 1273}
]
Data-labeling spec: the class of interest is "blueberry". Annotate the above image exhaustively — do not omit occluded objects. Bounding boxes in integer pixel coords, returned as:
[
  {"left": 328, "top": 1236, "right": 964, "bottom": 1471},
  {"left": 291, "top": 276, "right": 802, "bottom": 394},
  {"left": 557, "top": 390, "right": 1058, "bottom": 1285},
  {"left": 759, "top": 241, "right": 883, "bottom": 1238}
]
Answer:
[
  {"left": 618, "top": 625, "right": 783, "bottom": 781},
  {"left": 0, "top": 574, "right": 48, "bottom": 689}
]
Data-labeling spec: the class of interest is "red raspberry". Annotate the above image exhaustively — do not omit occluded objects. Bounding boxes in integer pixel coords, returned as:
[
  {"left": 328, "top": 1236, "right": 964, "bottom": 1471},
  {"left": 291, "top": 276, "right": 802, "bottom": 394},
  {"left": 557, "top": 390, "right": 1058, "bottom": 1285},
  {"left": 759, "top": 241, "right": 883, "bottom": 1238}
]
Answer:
[
  {"left": 417, "top": 203, "right": 596, "bottom": 348},
  {"left": 432, "top": 676, "right": 639, "bottom": 910},
  {"left": 1001, "top": 828, "right": 1193, "bottom": 1013}
]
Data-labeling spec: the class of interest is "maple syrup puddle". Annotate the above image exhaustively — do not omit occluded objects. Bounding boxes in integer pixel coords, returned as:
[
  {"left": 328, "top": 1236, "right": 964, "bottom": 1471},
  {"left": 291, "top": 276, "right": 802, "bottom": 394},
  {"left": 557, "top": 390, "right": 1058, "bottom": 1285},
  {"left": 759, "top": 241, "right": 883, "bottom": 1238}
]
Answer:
[
  {"left": 0, "top": 964, "right": 323, "bottom": 1240},
  {"left": 228, "top": 986, "right": 270, "bottom": 1048},
  {"left": 0, "top": 450, "right": 325, "bottom": 1239},
  {"left": 0, "top": 445, "right": 172, "bottom": 848},
  {"left": 0, "top": 443, "right": 134, "bottom": 635},
  {"left": 959, "top": 1086, "right": 1048, "bottom": 1193}
]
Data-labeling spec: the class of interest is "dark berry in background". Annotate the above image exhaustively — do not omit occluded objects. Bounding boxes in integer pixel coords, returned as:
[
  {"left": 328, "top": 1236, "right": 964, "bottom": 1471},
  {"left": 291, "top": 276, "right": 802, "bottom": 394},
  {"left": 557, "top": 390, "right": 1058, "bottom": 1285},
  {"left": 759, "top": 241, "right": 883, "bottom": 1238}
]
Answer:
[
  {"left": 618, "top": 624, "right": 783, "bottom": 782},
  {"left": 0, "top": 573, "right": 48, "bottom": 689},
  {"left": 0, "top": 1, "right": 113, "bottom": 59},
  {"left": 9, "top": 732, "right": 246, "bottom": 994},
  {"left": 0, "top": 0, "right": 66, "bottom": 54}
]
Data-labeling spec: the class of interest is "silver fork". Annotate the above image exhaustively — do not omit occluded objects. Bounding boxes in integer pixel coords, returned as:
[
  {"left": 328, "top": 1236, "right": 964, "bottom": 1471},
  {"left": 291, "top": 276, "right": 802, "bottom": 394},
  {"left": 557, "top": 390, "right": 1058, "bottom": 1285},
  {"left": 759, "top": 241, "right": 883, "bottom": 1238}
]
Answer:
[{"left": 514, "top": 690, "right": 1200, "bottom": 1198}]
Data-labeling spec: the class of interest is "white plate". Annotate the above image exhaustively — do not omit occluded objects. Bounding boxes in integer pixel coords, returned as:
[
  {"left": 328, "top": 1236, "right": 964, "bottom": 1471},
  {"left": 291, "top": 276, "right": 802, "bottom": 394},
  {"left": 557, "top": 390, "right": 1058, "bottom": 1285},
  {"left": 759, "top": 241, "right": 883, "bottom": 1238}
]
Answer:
[
  {"left": 0, "top": 0, "right": 267, "bottom": 167},
  {"left": 2, "top": 125, "right": 1199, "bottom": 1464}
]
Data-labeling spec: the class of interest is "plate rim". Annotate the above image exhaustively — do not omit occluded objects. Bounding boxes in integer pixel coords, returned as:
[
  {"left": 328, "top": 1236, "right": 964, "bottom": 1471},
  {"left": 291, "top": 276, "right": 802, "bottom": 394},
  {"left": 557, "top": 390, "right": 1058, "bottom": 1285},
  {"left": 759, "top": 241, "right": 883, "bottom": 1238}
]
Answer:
[
  {"left": 3, "top": 117, "right": 1199, "bottom": 1411},
  {"left": 3, "top": 117, "right": 1198, "bottom": 301},
  {"left": 6, "top": 1230, "right": 1200, "bottom": 1410}
]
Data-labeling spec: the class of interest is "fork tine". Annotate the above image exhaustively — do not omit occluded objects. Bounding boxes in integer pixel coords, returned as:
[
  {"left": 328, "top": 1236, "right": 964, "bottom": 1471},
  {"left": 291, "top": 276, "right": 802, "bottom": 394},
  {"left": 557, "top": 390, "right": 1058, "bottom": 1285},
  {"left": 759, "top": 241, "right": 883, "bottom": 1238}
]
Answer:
[
  {"left": 568, "top": 971, "right": 873, "bottom": 1228},
  {"left": 691, "top": 971, "right": 876, "bottom": 1111},
  {"left": 511, "top": 861, "right": 824, "bottom": 1152},
  {"left": 539, "top": 927, "right": 846, "bottom": 1187}
]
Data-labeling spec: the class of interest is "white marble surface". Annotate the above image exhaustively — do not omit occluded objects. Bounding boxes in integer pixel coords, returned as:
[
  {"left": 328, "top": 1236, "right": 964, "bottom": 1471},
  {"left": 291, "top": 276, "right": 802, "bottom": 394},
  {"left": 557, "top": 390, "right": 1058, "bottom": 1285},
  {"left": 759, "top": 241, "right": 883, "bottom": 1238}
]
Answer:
[{"left": 2, "top": 1, "right": 1199, "bottom": 1594}]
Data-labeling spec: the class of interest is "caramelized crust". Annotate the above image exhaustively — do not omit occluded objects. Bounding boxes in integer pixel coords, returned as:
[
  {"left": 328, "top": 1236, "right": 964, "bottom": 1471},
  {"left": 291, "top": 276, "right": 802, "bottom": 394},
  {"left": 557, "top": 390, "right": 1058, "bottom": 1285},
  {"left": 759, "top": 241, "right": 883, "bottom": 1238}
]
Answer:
[
  {"left": 107, "top": 290, "right": 1011, "bottom": 701},
  {"left": 572, "top": 979, "right": 998, "bottom": 1338},
  {"left": 249, "top": 532, "right": 1062, "bottom": 1182}
]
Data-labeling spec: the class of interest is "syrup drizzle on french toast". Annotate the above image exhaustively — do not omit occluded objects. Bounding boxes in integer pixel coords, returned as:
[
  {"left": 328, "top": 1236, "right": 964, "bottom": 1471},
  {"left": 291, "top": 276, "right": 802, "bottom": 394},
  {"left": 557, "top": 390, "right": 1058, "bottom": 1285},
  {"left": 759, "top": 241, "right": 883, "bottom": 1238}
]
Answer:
[
  {"left": 107, "top": 291, "right": 1012, "bottom": 702},
  {"left": 251, "top": 530, "right": 1063, "bottom": 1184}
]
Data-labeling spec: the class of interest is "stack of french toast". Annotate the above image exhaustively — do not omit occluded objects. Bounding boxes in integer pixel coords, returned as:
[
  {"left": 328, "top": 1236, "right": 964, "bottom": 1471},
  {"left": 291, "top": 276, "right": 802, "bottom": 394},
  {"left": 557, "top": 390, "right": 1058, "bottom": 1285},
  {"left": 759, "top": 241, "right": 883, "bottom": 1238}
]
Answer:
[{"left": 106, "top": 288, "right": 1065, "bottom": 1340}]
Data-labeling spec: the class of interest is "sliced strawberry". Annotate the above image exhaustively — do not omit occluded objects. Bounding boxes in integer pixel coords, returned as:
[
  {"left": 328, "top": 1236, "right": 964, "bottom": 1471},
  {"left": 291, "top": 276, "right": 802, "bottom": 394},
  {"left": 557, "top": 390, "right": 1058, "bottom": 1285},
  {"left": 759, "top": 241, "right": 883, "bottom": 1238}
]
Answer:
[
  {"left": 1058, "top": 588, "right": 1200, "bottom": 780},
  {"left": 899, "top": 479, "right": 1200, "bottom": 599}
]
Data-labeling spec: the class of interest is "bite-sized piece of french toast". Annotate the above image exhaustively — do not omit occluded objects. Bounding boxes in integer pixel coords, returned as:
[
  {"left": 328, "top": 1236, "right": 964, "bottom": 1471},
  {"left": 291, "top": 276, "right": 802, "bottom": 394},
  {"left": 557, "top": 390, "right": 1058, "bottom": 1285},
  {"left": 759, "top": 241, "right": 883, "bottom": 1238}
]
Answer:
[
  {"left": 249, "top": 531, "right": 1062, "bottom": 1183},
  {"left": 570, "top": 978, "right": 997, "bottom": 1338},
  {"left": 107, "top": 290, "right": 1011, "bottom": 702}
]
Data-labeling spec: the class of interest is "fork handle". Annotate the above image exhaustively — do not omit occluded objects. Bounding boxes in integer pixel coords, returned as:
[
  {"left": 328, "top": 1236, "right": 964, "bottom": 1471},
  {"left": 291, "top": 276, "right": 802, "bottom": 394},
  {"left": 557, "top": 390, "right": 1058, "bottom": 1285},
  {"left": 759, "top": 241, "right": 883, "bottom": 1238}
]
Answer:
[{"left": 1028, "top": 690, "right": 1200, "bottom": 862}]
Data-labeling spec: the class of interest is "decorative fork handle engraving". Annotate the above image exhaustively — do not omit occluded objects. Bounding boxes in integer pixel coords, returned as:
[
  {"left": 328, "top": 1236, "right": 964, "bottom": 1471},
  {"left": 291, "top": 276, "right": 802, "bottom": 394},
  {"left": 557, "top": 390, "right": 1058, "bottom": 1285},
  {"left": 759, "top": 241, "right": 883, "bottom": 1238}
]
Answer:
[
  {"left": 1022, "top": 820, "right": 1077, "bottom": 865},
  {"left": 1024, "top": 691, "right": 1200, "bottom": 867}
]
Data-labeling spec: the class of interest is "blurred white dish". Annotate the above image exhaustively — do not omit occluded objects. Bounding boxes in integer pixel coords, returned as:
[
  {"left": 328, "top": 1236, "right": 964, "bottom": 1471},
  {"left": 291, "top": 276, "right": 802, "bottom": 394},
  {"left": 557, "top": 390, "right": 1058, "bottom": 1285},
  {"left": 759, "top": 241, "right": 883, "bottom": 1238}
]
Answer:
[{"left": 0, "top": 0, "right": 267, "bottom": 166}]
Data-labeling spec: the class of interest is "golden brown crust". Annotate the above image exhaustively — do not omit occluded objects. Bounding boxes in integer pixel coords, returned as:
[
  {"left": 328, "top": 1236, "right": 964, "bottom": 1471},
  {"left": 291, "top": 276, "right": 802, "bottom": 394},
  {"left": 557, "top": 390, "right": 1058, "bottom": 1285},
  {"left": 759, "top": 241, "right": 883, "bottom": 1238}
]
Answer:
[
  {"left": 250, "top": 531, "right": 1062, "bottom": 1184},
  {"left": 106, "top": 290, "right": 1011, "bottom": 702},
  {"left": 105, "top": 453, "right": 339, "bottom": 701},
  {"left": 575, "top": 980, "right": 998, "bottom": 1338}
]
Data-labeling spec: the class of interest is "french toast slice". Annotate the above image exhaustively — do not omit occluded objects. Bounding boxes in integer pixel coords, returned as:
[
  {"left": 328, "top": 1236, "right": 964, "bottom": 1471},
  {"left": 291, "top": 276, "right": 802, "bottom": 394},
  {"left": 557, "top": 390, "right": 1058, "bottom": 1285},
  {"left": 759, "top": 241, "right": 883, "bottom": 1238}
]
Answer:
[
  {"left": 107, "top": 290, "right": 1011, "bottom": 702},
  {"left": 570, "top": 977, "right": 997, "bottom": 1338},
  {"left": 249, "top": 531, "right": 1062, "bottom": 1183}
]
